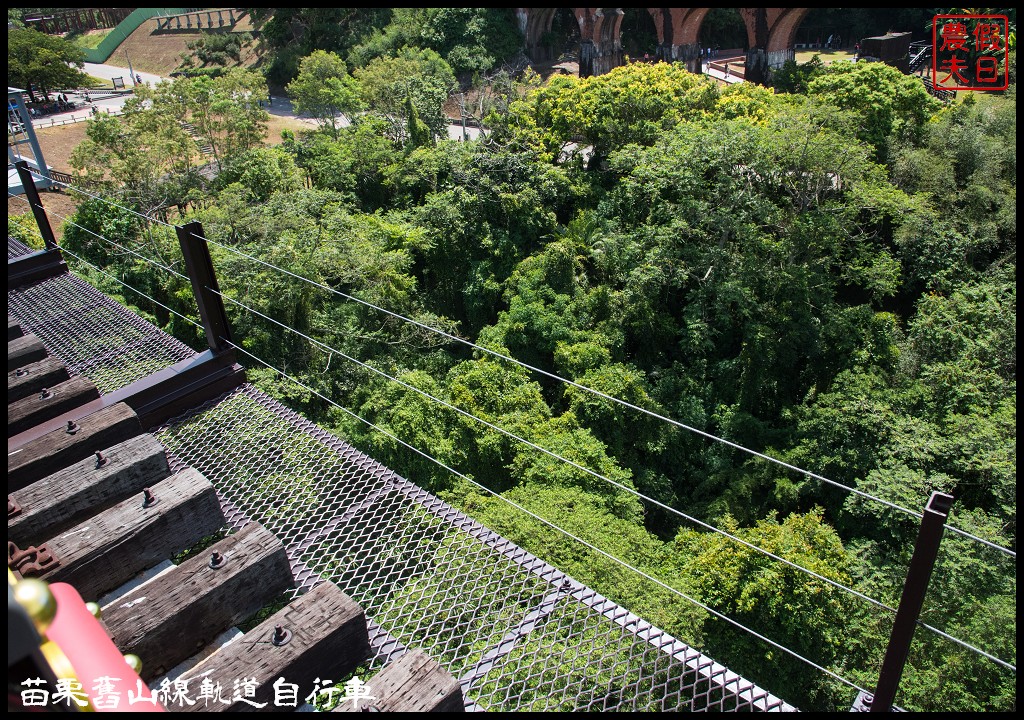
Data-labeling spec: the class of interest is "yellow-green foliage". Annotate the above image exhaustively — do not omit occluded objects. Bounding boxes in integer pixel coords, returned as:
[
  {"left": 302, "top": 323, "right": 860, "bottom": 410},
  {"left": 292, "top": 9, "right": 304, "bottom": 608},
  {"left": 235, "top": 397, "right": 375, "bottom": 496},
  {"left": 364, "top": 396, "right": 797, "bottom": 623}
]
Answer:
[
  {"left": 715, "top": 82, "right": 778, "bottom": 123},
  {"left": 8, "top": 211, "right": 44, "bottom": 250},
  {"left": 505, "top": 62, "right": 719, "bottom": 162}
]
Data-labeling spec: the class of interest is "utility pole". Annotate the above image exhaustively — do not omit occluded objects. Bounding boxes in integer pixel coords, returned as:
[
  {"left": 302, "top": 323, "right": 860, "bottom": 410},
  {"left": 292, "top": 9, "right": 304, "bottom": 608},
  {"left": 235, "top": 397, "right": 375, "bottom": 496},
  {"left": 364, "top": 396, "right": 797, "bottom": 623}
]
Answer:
[
  {"left": 124, "top": 49, "right": 136, "bottom": 87},
  {"left": 460, "top": 92, "right": 468, "bottom": 141}
]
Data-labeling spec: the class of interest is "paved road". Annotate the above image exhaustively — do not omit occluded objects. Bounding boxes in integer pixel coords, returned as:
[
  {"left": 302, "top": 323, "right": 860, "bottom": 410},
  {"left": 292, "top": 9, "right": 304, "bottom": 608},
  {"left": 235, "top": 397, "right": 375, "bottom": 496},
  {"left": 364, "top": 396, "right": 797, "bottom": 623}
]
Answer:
[
  {"left": 34, "top": 62, "right": 483, "bottom": 141},
  {"left": 84, "top": 61, "right": 164, "bottom": 87}
]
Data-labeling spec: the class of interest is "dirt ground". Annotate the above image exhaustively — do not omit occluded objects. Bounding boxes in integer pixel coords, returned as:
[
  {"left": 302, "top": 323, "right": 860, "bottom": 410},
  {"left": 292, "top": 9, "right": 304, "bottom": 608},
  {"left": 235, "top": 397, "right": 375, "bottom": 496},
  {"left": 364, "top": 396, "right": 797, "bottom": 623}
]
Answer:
[
  {"left": 29, "top": 108, "right": 311, "bottom": 169},
  {"left": 31, "top": 123, "right": 89, "bottom": 172},
  {"left": 8, "top": 106, "right": 313, "bottom": 235},
  {"left": 116, "top": 14, "right": 262, "bottom": 77},
  {"left": 8, "top": 187, "right": 84, "bottom": 242},
  {"left": 795, "top": 49, "right": 858, "bottom": 65}
]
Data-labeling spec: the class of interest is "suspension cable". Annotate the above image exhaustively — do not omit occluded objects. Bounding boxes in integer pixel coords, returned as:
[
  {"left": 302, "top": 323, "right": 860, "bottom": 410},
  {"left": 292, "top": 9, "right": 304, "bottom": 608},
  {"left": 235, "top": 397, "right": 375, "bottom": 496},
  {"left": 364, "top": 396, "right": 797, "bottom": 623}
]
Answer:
[
  {"left": 206, "top": 284, "right": 1017, "bottom": 671},
  {"left": 28, "top": 169, "right": 180, "bottom": 231},
  {"left": 21, "top": 169, "right": 1013, "bottom": 558},
  {"left": 42, "top": 206, "right": 190, "bottom": 282},
  {"left": 220, "top": 337, "right": 876, "bottom": 699},
  {"left": 192, "top": 226, "right": 1012, "bottom": 558},
  {"left": 56, "top": 244, "right": 203, "bottom": 332},
  {"left": 13, "top": 177, "right": 1015, "bottom": 672}
]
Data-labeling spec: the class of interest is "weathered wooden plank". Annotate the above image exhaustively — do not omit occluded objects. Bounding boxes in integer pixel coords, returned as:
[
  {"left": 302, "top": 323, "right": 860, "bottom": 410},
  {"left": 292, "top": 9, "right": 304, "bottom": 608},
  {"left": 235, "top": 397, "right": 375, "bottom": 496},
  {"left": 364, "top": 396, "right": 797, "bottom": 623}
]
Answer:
[
  {"left": 103, "top": 522, "right": 294, "bottom": 682},
  {"left": 28, "top": 468, "right": 224, "bottom": 602},
  {"left": 8, "top": 356, "right": 72, "bottom": 404},
  {"left": 8, "top": 374, "right": 101, "bottom": 437},
  {"left": 8, "top": 434, "right": 172, "bottom": 547},
  {"left": 8, "top": 316, "right": 23, "bottom": 341},
  {"left": 177, "top": 582, "right": 369, "bottom": 713},
  {"left": 7, "top": 402, "right": 142, "bottom": 491},
  {"left": 8, "top": 334, "right": 47, "bottom": 371},
  {"left": 332, "top": 649, "right": 464, "bottom": 713}
]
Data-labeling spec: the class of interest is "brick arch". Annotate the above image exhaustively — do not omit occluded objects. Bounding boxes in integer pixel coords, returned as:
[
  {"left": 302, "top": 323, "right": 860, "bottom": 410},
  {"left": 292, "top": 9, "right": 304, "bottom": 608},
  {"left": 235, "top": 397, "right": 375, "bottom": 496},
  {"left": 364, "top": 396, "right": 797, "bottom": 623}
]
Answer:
[
  {"left": 597, "top": 8, "right": 625, "bottom": 45},
  {"left": 518, "top": 8, "right": 575, "bottom": 62},
  {"left": 677, "top": 8, "right": 715, "bottom": 46},
  {"left": 644, "top": 8, "right": 712, "bottom": 70},
  {"left": 765, "top": 8, "right": 811, "bottom": 52},
  {"left": 517, "top": 8, "right": 810, "bottom": 78},
  {"left": 574, "top": 8, "right": 625, "bottom": 76}
]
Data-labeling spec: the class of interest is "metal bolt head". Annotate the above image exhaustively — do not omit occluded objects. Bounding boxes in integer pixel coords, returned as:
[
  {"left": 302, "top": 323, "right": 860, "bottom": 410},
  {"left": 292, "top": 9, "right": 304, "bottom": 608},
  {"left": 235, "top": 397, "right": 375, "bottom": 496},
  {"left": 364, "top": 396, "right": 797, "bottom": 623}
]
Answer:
[
  {"left": 142, "top": 487, "right": 158, "bottom": 508},
  {"left": 271, "top": 624, "right": 292, "bottom": 646},
  {"left": 66, "top": 420, "right": 79, "bottom": 434},
  {"left": 16, "top": 368, "right": 28, "bottom": 376},
  {"left": 95, "top": 451, "right": 108, "bottom": 468},
  {"left": 39, "top": 387, "right": 53, "bottom": 399},
  {"left": 209, "top": 551, "right": 226, "bottom": 569}
]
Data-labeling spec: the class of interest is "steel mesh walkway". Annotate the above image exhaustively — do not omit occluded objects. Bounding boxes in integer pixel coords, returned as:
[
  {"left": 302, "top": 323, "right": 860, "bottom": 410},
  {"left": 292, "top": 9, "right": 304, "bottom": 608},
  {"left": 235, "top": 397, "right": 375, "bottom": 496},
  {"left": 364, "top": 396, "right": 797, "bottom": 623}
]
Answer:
[
  {"left": 7, "top": 243, "right": 196, "bottom": 394},
  {"left": 154, "top": 384, "right": 795, "bottom": 712},
  {"left": 8, "top": 249, "right": 796, "bottom": 711},
  {"left": 9, "top": 235, "right": 35, "bottom": 259}
]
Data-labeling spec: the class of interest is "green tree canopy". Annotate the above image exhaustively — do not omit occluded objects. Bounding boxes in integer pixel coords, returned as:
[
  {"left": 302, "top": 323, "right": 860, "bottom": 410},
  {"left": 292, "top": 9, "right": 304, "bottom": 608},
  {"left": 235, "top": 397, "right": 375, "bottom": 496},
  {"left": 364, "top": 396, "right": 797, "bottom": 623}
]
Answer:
[
  {"left": 348, "top": 8, "right": 523, "bottom": 76},
  {"left": 495, "top": 62, "right": 718, "bottom": 167},
  {"left": 287, "top": 50, "right": 363, "bottom": 139},
  {"left": 8, "top": 27, "right": 88, "bottom": 101},
  {"left": 259, "top": 8, "right": 392, "bottom": 86},
  {"left": 807, "top": 61, "right": 942, "bottom": 160},
  {"left": 70, "top": 71, "right": 269, "bottom": 206},
  {"left": 354, "top": 47, "right": 457, "bottom": 144},
  {"left": 666, "top": 510, "right": 853, "bottom": 708}
]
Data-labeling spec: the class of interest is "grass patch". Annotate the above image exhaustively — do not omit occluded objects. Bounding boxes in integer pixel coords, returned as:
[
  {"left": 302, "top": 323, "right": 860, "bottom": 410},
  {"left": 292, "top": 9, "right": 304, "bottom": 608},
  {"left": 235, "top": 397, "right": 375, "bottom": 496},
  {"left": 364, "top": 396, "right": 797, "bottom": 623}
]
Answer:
[
  {"left": 85, "top": 74, "right": 111, "bottom": 88},
  {"left": 795, "top": 49, "right": 858, "bottom": 65},
  {"left": 67, "top": 29, "right": 113, "bottom": 50}
]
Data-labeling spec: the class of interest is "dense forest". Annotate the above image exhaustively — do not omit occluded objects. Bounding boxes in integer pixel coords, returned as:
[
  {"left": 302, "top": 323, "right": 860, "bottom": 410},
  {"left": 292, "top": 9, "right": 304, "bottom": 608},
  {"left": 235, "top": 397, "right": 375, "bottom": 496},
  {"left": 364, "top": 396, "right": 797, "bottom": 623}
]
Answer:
[{"left": 10, "top": 8, "right": 1015, "bottom": 712}]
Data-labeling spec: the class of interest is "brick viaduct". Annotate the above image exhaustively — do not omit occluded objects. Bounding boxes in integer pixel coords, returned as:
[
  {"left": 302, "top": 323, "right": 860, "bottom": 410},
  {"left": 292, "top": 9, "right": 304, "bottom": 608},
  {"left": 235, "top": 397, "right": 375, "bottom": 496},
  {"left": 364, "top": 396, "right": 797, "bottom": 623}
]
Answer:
[{"left": 515, "top": 8, "right": 810, "bottom": 83}]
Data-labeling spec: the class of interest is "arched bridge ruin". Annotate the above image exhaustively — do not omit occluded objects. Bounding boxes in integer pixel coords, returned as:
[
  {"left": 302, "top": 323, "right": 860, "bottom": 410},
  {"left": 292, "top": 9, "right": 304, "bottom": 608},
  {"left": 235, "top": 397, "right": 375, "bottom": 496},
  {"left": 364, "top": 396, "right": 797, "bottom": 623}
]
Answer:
[{"left": 516, "top": 7, "right": 810, "bottom": 83}]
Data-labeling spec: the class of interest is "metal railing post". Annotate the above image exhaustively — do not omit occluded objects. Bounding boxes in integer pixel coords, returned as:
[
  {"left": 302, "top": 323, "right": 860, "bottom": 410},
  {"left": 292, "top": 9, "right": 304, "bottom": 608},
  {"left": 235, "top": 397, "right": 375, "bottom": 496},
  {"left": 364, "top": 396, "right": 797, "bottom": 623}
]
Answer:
[
  {"left": 15, "top": 161, "right": 58, "bottom": 251},
  {"left": 175, "top": 220, "right": 232, "bottom": 354},
  {"left": 861, "top": 491, "right": 955, "bottom": 712}
]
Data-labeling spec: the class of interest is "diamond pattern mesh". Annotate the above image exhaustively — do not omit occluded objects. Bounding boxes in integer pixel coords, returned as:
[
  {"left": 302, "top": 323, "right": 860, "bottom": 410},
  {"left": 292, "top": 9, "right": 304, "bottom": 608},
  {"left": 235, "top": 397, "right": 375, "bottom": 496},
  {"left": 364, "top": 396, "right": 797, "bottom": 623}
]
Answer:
[
  {"left": 7, "top": 272, "right": 196, "bottom": 393},
  {"left": 9, "top": 235, "right": 34, "bottom": 259},
  {"left": 154, "top": 385, "right": 795, "bottom": 712},
  {"left": 8, "top": 259, "right": 795, "bottom": 711}
]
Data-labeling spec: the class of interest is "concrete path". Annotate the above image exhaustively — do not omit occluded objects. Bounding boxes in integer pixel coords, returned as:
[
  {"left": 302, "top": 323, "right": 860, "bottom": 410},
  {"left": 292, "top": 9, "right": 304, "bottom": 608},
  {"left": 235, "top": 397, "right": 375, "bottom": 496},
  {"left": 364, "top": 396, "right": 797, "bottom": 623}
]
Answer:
[
  {"left": 84, "top": 61, "right": 164, "bottom": 88},
  {"left": 705, "top": 65, "right": 745, "bottom": 84},
  {"left": 34, "top": 61, "right": 483, "bottom": 141}
]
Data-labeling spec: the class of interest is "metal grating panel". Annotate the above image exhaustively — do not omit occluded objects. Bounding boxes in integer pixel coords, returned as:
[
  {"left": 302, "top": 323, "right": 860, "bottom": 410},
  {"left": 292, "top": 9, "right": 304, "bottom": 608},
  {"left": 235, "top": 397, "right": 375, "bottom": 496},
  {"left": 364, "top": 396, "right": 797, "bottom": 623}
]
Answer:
[
  {"left": 7, "top": 272, "right": 197, "bottom": 393},
  {"left": 8, "top": 235, "right": 34, "bottom": 259},
  {"left": 155, "top": 385, "right": 795, "bottom": 712}
]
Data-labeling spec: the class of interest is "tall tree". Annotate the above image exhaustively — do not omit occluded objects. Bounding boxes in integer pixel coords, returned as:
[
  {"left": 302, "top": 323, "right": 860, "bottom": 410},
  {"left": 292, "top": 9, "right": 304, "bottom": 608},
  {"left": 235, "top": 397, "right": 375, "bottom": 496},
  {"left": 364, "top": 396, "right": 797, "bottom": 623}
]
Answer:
[
  {"left": 170, "top": 68, "right": 270, "bottom": 171},
  {"left": 354, "top": 47, "right": 456, "bottom": 144},
  {"left": 287, "top": 50, "right": 362, "bottom": 139},
  {"left": 8, "top": 27, "right": 88, "bottom": 101},
  {"left": 259, "top": 8, "right": 392, "bottom": 86}
]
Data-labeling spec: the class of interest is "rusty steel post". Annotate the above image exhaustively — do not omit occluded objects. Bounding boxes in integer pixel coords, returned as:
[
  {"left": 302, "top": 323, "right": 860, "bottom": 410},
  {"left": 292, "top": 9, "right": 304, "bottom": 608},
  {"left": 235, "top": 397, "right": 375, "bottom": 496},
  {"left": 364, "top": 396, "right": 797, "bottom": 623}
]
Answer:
[
  {"left": 15, "top": 161, "right": 58, "bottom": 251},
  {"left": 867, "top": 491, "right": 955, "bottom": 712},
  {"left": 175, "top": 221, "right": 233, "bottom": 354}
]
